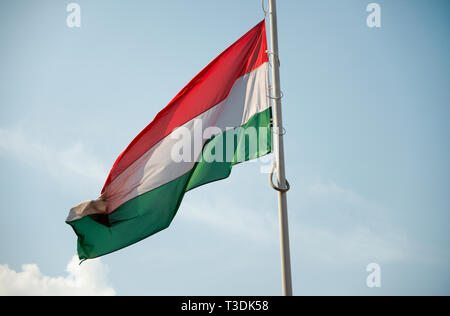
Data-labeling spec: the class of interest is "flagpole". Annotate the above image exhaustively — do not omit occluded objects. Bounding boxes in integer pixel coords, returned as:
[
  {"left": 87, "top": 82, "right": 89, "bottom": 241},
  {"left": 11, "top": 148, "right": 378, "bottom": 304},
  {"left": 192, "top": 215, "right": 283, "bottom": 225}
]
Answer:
[{"left": 267, "top": 0, "right": 293, "bottom": 296}]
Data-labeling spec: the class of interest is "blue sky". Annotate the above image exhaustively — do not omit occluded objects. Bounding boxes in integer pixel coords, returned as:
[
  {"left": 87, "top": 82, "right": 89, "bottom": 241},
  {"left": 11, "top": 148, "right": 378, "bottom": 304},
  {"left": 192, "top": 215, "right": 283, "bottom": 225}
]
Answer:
[{"left": 0, "top": 0, "right": 449, "bottom": 295}]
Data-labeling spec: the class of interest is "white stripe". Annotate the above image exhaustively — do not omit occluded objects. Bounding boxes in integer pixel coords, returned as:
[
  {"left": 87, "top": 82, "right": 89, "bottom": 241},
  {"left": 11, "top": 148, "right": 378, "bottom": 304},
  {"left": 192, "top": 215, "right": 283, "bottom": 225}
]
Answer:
[{"left": 101, "top": 63, "right": 269, "bottom": 214}]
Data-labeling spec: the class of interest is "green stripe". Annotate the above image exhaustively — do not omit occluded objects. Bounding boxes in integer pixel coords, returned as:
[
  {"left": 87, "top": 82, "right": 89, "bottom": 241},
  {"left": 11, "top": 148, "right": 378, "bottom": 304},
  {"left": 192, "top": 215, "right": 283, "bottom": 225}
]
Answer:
[{"left": 68, "top": 108, "right": 272, "bottom": 260}]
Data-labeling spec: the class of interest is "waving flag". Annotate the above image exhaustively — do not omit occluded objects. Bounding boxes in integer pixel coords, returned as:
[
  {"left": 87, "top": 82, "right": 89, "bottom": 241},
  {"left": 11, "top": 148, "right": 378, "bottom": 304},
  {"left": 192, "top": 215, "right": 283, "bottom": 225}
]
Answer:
[{"left": 66, "top": 20, "right": 272, "bottom": 260}]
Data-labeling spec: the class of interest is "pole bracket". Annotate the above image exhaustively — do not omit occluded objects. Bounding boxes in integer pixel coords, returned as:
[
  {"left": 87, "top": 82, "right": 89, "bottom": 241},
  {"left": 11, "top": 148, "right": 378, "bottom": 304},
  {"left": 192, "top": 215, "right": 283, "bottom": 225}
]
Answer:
[
  {"left": 266, "top": 50, "right": 281, "bottom": 67},
  {"left": 267, "top": 90, "right": 284, "bottom": 101},
  {"left": 262, "top": 0, "right": 270, "bottom": 18},
  {"left": 269, "top": 163, "right": 290, "bottom": 192},
  {"left": 268, "top": 118, "right": 287, "bottom": 136}
]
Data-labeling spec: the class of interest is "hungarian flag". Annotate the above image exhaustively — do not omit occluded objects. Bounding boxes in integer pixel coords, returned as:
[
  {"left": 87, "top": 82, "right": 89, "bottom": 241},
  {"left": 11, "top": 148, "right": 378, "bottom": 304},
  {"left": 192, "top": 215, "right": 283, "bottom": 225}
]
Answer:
[{"left": 66, "top": 20, "right": 272, "bottom": 260}]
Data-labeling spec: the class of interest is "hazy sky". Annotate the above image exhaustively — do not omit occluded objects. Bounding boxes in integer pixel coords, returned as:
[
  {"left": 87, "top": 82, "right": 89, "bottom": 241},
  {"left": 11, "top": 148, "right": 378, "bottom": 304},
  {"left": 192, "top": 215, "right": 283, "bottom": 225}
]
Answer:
[{"left": 0, "top": 0, "right": 449, "bottom": 295}]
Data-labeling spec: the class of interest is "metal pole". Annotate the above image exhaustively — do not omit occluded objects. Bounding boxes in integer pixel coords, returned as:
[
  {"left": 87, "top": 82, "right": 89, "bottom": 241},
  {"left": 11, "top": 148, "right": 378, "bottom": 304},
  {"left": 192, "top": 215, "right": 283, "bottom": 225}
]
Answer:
[{"left": 268, "top": 0, "right": 293, "bottom": 296}]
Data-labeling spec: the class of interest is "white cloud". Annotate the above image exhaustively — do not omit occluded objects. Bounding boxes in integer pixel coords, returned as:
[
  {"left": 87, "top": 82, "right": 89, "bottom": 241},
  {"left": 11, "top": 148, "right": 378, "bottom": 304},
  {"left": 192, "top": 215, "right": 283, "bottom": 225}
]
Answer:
[
  {"left": 181, "top": 199, "right": 278, "bottom": 244},
  {"left": 180, "top": 178, "right": 416, "bottom": 265},
  {"left": 0, "top": 126, "right": 107, "bottom": 184},
  {"left": 291, "top": 178, "right": 420, "bottom": 263},
  {"left": 307, "top": 178, "right": 368, "bottom": 208},
  {"left": 292, "top": 222, "right": 409, "bottom": 264},
  {"left": 0, "top": 256, "right": 115, "bottom": 296}
]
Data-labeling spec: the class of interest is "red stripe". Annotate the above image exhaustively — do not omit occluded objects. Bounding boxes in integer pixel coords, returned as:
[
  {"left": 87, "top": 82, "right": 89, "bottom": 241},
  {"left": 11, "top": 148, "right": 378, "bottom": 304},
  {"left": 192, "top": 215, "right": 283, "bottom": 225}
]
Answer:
[{"left": 101, "top": 20, "right": 268, "bottom": 193}]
